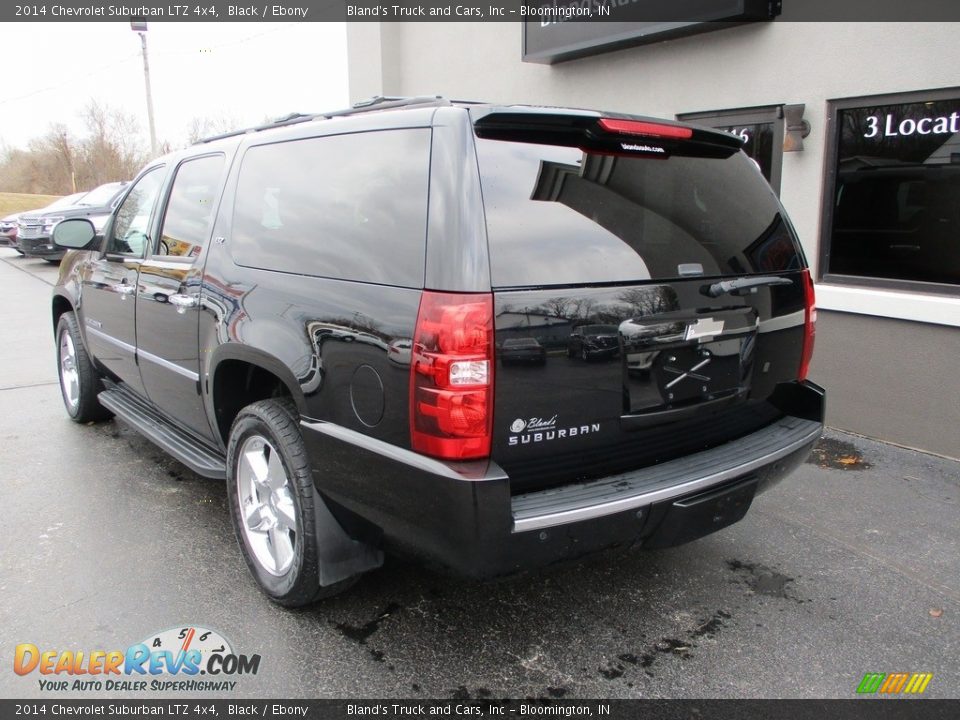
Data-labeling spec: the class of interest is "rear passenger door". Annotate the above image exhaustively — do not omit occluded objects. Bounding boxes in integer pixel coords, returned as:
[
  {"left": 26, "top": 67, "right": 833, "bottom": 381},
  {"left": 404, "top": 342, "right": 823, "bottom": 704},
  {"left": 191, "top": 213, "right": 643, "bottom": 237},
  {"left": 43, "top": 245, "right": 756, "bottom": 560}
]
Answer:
[{"left": 136, "top": 153, "right": 227, "bottom": 439}]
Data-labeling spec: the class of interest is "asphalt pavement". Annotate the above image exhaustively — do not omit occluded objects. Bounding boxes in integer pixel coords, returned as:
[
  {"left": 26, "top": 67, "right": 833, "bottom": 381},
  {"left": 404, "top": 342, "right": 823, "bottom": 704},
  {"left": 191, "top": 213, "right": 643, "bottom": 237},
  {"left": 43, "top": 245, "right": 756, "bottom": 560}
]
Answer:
[{"left": 0, "top": 247, "right": 957, "bottom": 700}]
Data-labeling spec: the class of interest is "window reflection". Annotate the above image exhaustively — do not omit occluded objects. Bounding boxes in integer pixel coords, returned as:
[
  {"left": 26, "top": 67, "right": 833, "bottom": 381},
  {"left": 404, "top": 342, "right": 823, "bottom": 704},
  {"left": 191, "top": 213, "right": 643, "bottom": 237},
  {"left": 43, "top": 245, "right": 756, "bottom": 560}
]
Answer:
[
  {"left": 477, "top": 138, "right": 791, "bottom": 288},
  {"left": 231, "top": 130, "right": 431, "bottom": 288},
  {"left": 158, "top": 154, "right": 225, "bottom": 259},
  {"left": 829, "top": 97, "right": 960, "bottom": 287},
  {"left": 109, "top": 168, "right": 164, "bottom": 256}
]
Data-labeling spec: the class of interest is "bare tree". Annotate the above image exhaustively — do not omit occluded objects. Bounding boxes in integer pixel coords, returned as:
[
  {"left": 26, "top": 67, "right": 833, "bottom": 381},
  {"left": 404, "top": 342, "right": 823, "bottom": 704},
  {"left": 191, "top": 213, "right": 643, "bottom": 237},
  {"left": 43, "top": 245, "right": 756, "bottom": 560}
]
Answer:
[
  {"left": 539, "top": 296, "right": 574, "bottom": 319},
  {"left": 77, "top": 99, "right": 148, "bottom": 186},
  {"left": 0, "top": 100, "right": 149, "bottom": 194},
  {"left": 187, "top": 115, "right": 240, "bottom": 145},
  {"left": 48, "top": 124, "right": 76, "bottom": 192}
]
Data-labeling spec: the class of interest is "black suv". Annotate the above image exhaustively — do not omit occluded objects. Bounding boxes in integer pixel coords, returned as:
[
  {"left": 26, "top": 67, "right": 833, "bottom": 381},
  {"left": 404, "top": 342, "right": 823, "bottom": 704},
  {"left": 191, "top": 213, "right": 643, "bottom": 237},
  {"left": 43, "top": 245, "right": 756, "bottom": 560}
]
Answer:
[{"left": 51, "top": 97, "right": 824, "bottom": 606}]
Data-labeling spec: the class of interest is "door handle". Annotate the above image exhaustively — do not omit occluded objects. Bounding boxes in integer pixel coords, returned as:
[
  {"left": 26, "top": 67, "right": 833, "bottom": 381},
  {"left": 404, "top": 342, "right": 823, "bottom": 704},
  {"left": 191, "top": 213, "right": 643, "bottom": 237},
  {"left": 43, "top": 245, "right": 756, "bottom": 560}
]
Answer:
[{"left": 169, "top": 294, "right": 198, "bottom": 313}]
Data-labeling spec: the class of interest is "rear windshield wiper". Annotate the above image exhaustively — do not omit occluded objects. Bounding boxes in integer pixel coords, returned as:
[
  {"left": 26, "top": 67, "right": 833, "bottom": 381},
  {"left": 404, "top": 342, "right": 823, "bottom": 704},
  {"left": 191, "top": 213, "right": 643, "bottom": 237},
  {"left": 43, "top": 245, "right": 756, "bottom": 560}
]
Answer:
[{"left": 703, "top": 276, "right": 793, "bottom": 298}]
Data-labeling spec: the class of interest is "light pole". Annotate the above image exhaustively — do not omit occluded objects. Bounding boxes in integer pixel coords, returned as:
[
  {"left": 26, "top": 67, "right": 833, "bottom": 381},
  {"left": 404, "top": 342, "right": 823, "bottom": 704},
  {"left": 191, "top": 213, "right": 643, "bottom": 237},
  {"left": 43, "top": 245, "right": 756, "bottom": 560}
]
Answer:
[{"left": 131, "top": 21, "right": 158, "bottom": 155}]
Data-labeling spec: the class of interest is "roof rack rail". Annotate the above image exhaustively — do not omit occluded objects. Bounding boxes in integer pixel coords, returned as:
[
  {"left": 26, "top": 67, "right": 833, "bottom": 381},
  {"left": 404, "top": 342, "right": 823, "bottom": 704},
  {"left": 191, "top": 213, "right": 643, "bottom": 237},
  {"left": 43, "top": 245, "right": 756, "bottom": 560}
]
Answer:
[
  {"left": 321, "top": 95, "right": 451, "bottom": 118},
  {"left": 193, "top": 112, "right": 324, "bottom": 144},
  {"left": 193, "top": 96, "right": 457, "bottom": 145}
]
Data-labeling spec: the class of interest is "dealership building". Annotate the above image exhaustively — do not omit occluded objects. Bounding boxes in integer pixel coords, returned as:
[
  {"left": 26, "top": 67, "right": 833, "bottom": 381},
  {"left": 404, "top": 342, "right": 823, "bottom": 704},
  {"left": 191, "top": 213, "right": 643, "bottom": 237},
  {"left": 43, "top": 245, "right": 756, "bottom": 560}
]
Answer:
[{"left": 346, "top": 7, "right": 960, "bottom": 458}]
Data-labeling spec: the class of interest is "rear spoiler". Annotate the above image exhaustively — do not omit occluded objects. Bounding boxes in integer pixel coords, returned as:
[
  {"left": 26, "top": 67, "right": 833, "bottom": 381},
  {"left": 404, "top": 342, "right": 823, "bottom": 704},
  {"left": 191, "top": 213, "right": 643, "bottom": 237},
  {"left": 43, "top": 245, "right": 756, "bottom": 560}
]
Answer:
[{"left": 470, "top": 107, "right": 743, "bottom": 159}]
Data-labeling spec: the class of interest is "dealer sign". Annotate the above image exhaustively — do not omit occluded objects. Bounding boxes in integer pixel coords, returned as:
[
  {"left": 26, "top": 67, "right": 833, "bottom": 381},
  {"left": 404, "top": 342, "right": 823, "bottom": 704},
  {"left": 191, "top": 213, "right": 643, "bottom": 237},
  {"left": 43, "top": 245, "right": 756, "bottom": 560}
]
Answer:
[{"left": 522, "top": 0, "right": 782, "bottom": 64}]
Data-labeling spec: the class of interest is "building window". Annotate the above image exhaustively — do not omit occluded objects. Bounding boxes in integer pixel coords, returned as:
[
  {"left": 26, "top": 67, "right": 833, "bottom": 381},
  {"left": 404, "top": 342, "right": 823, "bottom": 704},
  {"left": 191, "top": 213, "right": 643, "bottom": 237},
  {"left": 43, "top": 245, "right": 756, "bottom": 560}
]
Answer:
[
  {"left": 821, "top": 89, "right": 960, "bottom": 295},
  {"left": 677, "top": 106, "right": 784, "bottom": 194}
]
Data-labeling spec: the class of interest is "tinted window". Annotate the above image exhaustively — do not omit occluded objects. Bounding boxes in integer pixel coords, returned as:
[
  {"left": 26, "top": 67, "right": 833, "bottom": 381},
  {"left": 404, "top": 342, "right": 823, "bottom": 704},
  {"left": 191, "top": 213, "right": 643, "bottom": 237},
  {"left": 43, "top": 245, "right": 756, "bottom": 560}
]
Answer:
[
  {"left": 158, "top": 154, "right": 225, "bottom": 258},
  {"left": 678, "top": 105, "right": 783, "bottom": 193},
  {"left": 108, "top": 169, "right": 164, "bottom": 256},
  {"left": 232, "top": 130, "right": 430, "bottom": 287},
  {"left": 827, "top": 96, "right": 960, "bottom": 287},
  {"left": 475, "top": 138, "right": 798, "bottom": 288}
]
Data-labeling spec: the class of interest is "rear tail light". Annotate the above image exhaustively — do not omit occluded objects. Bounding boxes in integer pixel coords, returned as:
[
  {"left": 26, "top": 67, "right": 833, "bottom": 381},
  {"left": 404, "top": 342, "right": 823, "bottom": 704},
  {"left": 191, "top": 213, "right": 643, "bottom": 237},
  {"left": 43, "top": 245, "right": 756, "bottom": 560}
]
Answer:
[
  {"left": 598, "top": 118, "right": 694, "bottom": 140},
  {"left": 410, "top": 291, "right": 494, "bottom": 460},
  {"left": 798, "top": 269, "right": 817, "bottom": 381}
]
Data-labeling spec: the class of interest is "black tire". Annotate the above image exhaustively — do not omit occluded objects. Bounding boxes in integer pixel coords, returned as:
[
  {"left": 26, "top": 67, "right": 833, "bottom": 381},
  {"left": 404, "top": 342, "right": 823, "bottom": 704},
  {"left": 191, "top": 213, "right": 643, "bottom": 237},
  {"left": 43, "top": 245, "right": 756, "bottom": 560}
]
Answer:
[
  {"left": 55, "top": 311, "right": 112, "bottom": 423},
  {"left": 226, "top": 398, "right": 357, "bottom": 606}
]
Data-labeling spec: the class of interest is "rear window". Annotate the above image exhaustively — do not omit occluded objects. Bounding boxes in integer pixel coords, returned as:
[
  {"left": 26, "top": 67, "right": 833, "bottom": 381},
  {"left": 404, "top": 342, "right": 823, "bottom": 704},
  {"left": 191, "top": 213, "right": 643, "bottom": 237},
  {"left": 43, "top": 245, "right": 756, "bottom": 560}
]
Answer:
[
  {"left": 231, "top": 129, "right": 430, "bottom": 287},
  {"left": 475, "top": 137, "right": 802, "bottom": 287}
]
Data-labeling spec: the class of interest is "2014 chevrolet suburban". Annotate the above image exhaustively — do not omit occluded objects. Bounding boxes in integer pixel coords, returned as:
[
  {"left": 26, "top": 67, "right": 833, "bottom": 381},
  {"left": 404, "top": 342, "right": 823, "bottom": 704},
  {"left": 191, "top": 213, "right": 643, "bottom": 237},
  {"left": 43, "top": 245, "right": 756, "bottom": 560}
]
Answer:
[{"left": 51, "top": 97, "right": 824, "bottom": 606}]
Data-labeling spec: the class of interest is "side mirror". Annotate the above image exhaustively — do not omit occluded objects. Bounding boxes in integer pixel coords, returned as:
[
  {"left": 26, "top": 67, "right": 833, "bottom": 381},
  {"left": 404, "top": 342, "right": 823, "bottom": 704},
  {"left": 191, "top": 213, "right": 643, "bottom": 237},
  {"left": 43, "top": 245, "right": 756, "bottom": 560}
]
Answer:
[{"left": 52, "top": 218, "right": 98, "bottom": 250}]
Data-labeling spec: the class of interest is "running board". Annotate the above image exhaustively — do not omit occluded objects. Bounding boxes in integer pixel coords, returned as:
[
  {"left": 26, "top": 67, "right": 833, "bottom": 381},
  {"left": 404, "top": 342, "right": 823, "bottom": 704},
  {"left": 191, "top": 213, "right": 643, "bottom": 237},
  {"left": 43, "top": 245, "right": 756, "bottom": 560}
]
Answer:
[{"left": 98, "top": 385, "right": 226, "bottom": 479}]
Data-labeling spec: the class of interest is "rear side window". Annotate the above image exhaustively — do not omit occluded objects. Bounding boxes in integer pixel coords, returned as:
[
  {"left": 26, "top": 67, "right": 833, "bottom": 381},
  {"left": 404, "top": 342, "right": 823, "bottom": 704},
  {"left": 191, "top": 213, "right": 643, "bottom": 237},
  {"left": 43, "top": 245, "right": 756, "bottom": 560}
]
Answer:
[
  {"left": 475, "top": 138, "right": 801, "bottom": 287},
  {"left": 231, "top": 129, "right": 431, "bottom": 287}
]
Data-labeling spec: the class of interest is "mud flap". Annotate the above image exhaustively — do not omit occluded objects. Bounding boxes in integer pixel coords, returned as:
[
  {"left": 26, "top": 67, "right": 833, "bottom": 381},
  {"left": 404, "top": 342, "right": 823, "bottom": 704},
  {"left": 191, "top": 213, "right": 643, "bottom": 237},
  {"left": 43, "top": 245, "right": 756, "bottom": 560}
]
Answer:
[
  {"left": 312, "top": 488, "right": 384, "bottom": 586},
  {"left": 643, "top": 475, "right": 758, "bottom": 549}
]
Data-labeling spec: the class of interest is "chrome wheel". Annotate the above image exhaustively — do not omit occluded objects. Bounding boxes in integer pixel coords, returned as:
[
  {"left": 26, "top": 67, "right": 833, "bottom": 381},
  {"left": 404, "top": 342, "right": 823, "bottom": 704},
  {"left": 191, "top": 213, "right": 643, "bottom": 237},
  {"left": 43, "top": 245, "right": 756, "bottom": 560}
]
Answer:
[
  {"left": 236, "top": 435, "right": 298, "bottom": 576},
  {"left": 59, "top": 330, "right": 80, "bottom": 412}
]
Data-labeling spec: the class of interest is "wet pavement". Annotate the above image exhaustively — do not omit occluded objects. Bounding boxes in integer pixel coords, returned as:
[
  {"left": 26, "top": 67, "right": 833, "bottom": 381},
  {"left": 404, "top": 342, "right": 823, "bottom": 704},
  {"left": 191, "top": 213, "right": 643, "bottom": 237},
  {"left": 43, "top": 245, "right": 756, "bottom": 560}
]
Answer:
[{"left": 1, "top": 248, "right": 957, "bottom": 699}]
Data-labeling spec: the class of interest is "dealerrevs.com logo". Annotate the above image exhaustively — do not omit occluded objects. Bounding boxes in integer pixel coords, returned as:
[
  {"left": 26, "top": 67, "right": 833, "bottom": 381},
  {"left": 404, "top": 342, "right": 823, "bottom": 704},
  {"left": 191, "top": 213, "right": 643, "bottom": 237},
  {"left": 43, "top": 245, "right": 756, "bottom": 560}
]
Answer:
[{"left": 14, "top": 625, "right": 261, "bottom": 692}]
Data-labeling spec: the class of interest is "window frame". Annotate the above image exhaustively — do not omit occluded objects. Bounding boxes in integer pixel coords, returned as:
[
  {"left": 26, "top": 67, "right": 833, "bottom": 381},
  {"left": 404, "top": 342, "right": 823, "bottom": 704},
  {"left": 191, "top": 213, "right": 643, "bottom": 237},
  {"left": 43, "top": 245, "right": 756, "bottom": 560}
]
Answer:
[{"left": 819, "top": 87, "right": 960, "bottom": 298}]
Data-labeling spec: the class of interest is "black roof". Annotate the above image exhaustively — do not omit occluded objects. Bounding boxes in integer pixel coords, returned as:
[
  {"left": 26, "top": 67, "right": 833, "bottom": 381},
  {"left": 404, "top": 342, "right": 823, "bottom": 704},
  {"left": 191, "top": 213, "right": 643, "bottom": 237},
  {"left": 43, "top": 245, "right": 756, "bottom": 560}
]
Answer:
[{"left": 193, "top": 96, "right": 476, "bottom": 145}]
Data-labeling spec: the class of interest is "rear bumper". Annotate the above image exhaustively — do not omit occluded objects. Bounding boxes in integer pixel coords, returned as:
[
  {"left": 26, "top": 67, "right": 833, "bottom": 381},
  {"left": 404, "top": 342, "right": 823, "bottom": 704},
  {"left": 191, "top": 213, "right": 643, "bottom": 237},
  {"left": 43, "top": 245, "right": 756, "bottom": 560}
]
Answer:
[{"left": 302, "top": 381, "right": 824, "bottom": 579}]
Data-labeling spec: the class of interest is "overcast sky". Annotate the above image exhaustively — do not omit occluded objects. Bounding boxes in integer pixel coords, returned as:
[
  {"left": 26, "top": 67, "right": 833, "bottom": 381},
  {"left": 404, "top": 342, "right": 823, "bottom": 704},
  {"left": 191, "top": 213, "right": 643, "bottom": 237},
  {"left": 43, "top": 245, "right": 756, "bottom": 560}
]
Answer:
[{"left": 0, "top": 22, "right": 348, "bottom": 152}]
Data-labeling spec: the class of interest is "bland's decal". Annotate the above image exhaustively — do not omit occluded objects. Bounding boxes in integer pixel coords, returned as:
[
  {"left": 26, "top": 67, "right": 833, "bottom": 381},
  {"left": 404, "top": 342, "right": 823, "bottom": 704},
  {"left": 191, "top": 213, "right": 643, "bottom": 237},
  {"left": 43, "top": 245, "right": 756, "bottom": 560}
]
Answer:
[{"left": 508, "top": 415, "right": 600, "bottom": 446}]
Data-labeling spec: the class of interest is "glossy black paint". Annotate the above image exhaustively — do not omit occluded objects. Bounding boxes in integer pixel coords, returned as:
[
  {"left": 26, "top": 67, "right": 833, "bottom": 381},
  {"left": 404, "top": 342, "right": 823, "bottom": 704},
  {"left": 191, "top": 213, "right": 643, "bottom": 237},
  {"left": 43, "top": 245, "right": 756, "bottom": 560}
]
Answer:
[
  {"left": 302, "top": 383, "right": 822, "bottom": 578},
  {"left": 136, "top": 258, "right": 210, "bottom": 437},
  {"left": 51, "top": 101, "right": 824, "bottom": 582},
  {"left": 78, "top": 256, "right": 144, "bottom": 396},
  {"left": 425, "top": 107, "right": 491, "bottom": 292},
  {"left": 190, "top": 107, "right": 479, "bottom": 453},
  {"left": 490, "top": 277, "right": 806, "bottom": 492}
]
